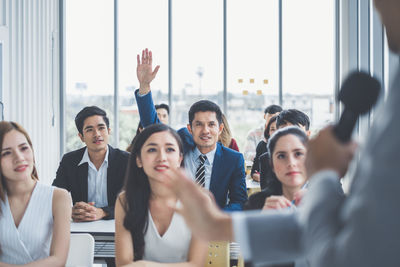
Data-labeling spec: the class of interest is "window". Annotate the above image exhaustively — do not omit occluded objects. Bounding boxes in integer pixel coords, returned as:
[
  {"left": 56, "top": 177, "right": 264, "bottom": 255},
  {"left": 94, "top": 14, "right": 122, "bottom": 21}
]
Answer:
[
  {"left": 65, "top": 0, "right": 114, "bottom": 152},
  {"left": 0, "top": 43, "right": 3, "bottom": 119},
  {"left": 227, "top": 0, "right": 279, "bottom": 151},
  {"left": 282, "top": 0, "right": 335, "bottom": 133},
  {"left": 63, "top": 0, "right": 337, "bottom": 154},
  {"left": 171, "top": 0, "right": 223, "bottom": 128},
  {"left": 118, "top": 0, "right": 168, "bottom": 150}
]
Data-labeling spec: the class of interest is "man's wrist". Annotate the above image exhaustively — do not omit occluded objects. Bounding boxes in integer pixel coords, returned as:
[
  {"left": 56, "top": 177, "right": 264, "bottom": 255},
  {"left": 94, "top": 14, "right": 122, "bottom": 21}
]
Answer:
[
  {"left": 139, "top": 83, "right": 150, "bottom": 95},
  {"left": 98, "top": 208, "right": 107, "bottom": 219}
]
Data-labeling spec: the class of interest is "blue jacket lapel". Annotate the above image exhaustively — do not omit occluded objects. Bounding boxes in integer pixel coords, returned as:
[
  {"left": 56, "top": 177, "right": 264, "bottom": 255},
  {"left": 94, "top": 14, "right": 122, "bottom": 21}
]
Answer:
[{"left": 209, "top": 143, "right": 222, "bottom": 194}]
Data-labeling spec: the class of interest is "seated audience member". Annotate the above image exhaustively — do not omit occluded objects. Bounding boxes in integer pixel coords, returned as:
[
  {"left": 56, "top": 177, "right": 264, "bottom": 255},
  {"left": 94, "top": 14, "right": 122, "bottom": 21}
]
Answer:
[
  {"left": 258, "top": 109, "right": 311, "bottom": 189},
  {"left": 245, "top": 127, "right": 308, "bottom": 212},
  {"left": 0, "top": 121, "right": 71, "bottom": 266},
  {"left": 243, "top": 105, "right": 282, "bottom": 162},
  {"left": 53, "top": 106, "right": 129, "bottom": 221},
  {"left": 135, "top": 48, "right": 247, "bottom": 211},
  {"left": 155, "top": 103, "right": 170, "bottom": 124},
  {"left": 250, "top": 115, "right": 278, "bottom": 182},
  {"left": 245, "top": 127, "right": 309, "bottom": 267},
  {"left": 115, "top": 124, "right": 207, "bottom": 266},
  {"left": 276, "top": 109, "right": 311, "bottom": 136},
  {"left": 219, "top": 113, "right": 239, "bottom": 152}
]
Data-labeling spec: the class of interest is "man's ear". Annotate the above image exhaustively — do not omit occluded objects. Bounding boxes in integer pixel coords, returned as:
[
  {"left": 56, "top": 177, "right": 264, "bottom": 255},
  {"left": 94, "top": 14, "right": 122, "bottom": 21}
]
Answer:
[
  {"left": 306, "top": 130, "right": 311, "bottom": 137},
  {"left": 108, "top": 127, "right": 111, "bottom": 135},
  {"left": 187, "top": 124, "right": 193, "bottom": 135},
  {"left": 136, "top": 156, "right": 143, "bottom": 168},
  {"left": 78, "top": 132, "right": 84, "bottom": 142}
]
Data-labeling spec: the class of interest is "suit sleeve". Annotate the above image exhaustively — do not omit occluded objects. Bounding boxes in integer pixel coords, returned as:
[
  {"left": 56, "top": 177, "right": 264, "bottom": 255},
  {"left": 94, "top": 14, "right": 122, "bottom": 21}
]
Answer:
[
  {"left": 259, "top": 152, "right": 273, "bottom": 190},
  {"left": 52, "top": 156, "right": 70, "bottom": 191},
  {"left": 223, "top": 153, "right": 248, "bottom": 211},
  {"left": 134, "top": 89, "right": 160, "bottom": 127},
  {"left": 300, "top": 161, "right": 400, "bottom": 266},
  {"left": 250, "top": 141, "right": 263, "bottom": 176},
  {"left": 101, "top": 206, "right": 114, "bottom": 220},
  {"left": 233, "top": 210, "right": 304, "bottom": 264}
]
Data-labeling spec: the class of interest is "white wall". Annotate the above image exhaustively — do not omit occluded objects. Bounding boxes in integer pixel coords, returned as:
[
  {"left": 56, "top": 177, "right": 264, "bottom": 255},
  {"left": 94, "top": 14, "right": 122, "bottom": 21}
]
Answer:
[{"left": 1, "top": 0, "right": 60, "bottom": 185}]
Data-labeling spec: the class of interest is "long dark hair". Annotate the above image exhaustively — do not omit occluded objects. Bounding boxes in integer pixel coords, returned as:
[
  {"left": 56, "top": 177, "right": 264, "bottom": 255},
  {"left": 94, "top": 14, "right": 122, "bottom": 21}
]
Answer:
[
  {"left": 265, "top": 126, "right": 308, "bottom": 194},
  {"left": 122, "top": 124, "right": 183, "bottom": 260}
]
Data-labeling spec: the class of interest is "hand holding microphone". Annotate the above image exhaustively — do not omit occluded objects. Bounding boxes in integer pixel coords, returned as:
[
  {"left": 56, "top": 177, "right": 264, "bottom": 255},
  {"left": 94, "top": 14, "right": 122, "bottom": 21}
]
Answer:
[
  {"left": 306, "top": 71, "right": 381, "bottom": 178},
  {"left": 333, "top": 71, "right": 381, "bottom": 142}
]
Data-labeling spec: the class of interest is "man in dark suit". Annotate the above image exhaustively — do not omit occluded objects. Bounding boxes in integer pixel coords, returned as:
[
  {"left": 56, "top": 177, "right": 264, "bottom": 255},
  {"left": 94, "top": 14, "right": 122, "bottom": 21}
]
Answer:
[
  {"left": 135, "top": 49, "right": 247, "bottom": 211},
  {"left": 53, "top": 106, "right": 129, "bottom": 221}
]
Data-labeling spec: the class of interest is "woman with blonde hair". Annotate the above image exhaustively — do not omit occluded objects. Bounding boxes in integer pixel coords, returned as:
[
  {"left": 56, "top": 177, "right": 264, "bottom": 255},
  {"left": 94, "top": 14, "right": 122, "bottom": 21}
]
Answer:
[
  {"left": 219, "top": 114, "right": 239, "bottom": 151},
  {"left": 0, "top": 121, "right": 71, "bottom": 266}
]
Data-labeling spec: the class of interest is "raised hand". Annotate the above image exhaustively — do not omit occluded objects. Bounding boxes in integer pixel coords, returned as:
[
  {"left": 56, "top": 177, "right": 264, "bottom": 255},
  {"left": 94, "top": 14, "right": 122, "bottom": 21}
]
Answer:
[
  {"left": 137, "top": 48, "right": 160, "bottom": 94},
  {"left": 305, "top": 126, "right": 357, "bottom": 179}
]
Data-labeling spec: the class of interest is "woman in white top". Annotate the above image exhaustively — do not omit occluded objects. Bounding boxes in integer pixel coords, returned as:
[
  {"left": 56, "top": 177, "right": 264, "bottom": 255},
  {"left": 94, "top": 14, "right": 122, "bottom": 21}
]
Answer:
[
  {"left": 115, "top": 124, "right": 207, "bottom": 267},
  {"left": 0, "top": 121, "right": 71, "bottom": 266}
]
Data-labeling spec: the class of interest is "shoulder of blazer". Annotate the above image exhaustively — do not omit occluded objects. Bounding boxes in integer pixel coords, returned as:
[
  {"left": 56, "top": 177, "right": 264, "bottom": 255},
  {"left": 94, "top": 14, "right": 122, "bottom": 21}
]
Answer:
[
  {"left": 61, "top": 147, "right": 87, "bottom": 165},
  {"left": 178, "top": 127, "right": 196, "bottom": 154},
  {"left": 107, "top": 145, "right": 130, "bottom": 166},
  {"left": 218, "top": 142, "right": 243, "bottom": 161}
]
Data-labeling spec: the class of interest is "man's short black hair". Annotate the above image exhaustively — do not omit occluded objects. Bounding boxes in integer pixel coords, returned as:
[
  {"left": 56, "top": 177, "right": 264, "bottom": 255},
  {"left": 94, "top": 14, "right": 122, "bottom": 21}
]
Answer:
[
  {"left": 75, "top": 106, "right": 110, "bottom": 135},
  {"left": 276, "top": 109, "right": 310, "bottom": 130},
  {"left": 264, "top": 105, "right": 282, "bottom": 115},
  {"left": 188, "top": 100, "right": 222, "bottom": 126},
  {"left": 155, "top": 103, "right": 170, "bottom": 114}
]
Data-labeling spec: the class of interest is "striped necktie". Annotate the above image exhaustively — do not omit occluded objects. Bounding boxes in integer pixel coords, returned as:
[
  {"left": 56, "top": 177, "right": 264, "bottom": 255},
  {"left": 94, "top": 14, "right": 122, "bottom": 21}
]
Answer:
[{"left": 195, "top": 154, "right": 207, "bottom": 187}]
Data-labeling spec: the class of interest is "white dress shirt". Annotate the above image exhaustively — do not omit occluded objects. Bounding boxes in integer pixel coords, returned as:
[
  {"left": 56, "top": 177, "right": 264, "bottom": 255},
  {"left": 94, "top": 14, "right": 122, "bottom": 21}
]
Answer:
[
  {"left": 184, "top": 146, "right": 217, "bottom": 190},
  {"left": 78, "top": 147, "right": 109, "bottom": 208}
]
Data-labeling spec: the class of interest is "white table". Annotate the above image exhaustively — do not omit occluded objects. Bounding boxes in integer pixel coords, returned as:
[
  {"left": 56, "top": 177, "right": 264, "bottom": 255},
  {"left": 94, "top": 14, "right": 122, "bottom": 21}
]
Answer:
[
  {"left": 71, "top": 219, "right": 115, "bottom": 233},
  {"left": 71, "top": 220, "right": 115, "bottom": 258}
]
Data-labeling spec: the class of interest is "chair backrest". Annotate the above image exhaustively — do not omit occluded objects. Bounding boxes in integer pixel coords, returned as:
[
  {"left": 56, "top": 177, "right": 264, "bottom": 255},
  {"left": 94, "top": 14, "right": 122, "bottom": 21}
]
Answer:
[
  {"left": 66, "top": 233, "right": 95, "bottom": 267},
  {"left": 204, "top": 241, "right": 230, "bottom": 267}
]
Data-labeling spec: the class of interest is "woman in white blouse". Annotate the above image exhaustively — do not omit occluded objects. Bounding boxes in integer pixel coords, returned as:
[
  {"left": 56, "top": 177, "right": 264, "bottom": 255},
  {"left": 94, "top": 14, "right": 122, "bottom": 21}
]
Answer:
[
  {"left": 115, "top": 124, "right": 207, "bottom": 267},
  {"left": 0, "top": 121, "right": 71, "bottom": 266}
]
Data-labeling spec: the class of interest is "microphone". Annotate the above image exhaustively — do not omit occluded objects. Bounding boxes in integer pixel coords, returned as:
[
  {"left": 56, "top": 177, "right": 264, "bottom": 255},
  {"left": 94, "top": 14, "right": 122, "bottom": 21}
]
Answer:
[{"left": 333, "top": 71, "right": 381, "bottom": 143}]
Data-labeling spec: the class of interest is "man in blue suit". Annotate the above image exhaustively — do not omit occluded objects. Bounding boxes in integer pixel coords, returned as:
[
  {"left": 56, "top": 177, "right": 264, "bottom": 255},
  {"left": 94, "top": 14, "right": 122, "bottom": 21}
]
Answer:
[{"left": 134, "top": 48, "right": 247, "bottom": 211}]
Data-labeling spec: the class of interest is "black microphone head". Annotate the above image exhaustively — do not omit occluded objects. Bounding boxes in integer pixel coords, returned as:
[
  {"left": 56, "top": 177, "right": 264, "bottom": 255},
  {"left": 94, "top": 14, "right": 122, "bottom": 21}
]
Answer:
[{"left": 338, "top": 71, "right": 381, "bottom": 115}]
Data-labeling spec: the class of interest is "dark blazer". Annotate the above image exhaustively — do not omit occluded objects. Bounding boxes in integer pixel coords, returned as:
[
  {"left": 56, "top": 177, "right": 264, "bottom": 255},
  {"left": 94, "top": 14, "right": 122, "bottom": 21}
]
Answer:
[
  {"left": 250, "top": 140, "right": 268, "bottom": 178},
  {"left": 135, "top": 89, "right": 248, "bottom": 211},
  {"left": 52, "top": 145, "right": 129, "bottom": 219},
  {"left": 259, "top": 152, "right": 274, "bottom": 190}
]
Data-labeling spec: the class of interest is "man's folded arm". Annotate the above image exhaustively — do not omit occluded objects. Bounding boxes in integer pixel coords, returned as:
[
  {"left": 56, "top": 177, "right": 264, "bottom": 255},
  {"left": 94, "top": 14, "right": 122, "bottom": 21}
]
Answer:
[{"left": 101, "top": 206, "right": 115, "bottom": 220}]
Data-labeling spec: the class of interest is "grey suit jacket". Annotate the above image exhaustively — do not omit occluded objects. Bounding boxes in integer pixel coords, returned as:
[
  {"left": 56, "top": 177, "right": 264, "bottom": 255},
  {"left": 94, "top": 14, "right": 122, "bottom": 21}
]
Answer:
[{"left": 235, "top": 67, "right": 400, "bottom": 267}]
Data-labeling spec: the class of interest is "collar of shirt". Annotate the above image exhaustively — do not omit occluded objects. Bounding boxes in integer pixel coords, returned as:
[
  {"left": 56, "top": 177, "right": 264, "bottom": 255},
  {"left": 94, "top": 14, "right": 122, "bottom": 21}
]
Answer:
[
  {"left": 193, "top": 145, "right": 217, "bottom": 166},
  {"left": 78, "top": 146, "right": 109, "bottom": 170}
]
